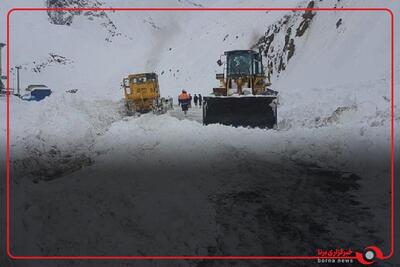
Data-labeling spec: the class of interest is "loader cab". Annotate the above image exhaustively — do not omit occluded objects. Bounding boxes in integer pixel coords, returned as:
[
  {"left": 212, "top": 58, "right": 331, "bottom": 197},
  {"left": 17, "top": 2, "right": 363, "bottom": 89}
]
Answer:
[
  {"left": 214, "top": 50, "right": 267, "bottom": 96},
  {"left": 225, "top": 50, "right": 264, "bottom": 78}
]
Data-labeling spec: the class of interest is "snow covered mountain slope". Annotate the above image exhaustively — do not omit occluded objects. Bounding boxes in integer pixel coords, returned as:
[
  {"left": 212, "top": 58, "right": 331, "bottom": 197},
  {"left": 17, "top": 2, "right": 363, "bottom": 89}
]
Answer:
[
  {"left": 2, "top": 0, "right": 289, "bottom": 100},
  {"left": 0, "top": 0, "right": 399, "bottom": 266},
  {"left": 1, "top": 0, "right": 397, "bottom": 122},
  {"left": 1, "top": 0, "right": 397, "bottom": 98}
]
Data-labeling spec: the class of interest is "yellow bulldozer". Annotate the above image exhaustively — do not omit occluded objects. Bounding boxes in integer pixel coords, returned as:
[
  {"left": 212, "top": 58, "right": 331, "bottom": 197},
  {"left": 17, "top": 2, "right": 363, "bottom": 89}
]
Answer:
[
  {"left": 122, "top": 72, "right": 171, "bottom": 115},
  {"left": 203, "top": 50, "right": 278, "bottom": 129}
]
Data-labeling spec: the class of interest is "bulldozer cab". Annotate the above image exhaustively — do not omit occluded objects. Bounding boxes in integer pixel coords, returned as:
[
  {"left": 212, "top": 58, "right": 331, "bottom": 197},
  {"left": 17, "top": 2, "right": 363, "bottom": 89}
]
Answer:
[
  {"left": 123, "top": 72, "right": 160, "bottom": 114},
  {"left": 123, "top": 73, "right": 159, "bottom": 99}
]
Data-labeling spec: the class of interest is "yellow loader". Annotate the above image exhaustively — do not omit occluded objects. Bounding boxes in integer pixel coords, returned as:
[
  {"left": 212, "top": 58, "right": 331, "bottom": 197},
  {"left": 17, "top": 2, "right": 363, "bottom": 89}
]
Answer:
[{"left": 203, "top": 50, "right": 278, "bottom": 129}]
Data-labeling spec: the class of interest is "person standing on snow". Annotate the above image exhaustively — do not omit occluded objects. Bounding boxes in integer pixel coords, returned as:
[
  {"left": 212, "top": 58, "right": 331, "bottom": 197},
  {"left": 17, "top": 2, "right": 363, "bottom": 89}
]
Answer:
[
  {"left": 193, "top": 94, "right": 198, "bottom": 107},
  {"left": 198, "top": 94, "right": 203, "bottom": 107},
  {"left": 178, "top": 90, "right": 191, "bottom": 115}
]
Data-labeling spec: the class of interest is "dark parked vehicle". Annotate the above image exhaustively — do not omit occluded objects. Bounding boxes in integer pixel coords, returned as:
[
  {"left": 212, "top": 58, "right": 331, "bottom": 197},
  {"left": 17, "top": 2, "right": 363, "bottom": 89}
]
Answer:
[{"left": 21, "top": 88, "right": 52, "bottom": 101}]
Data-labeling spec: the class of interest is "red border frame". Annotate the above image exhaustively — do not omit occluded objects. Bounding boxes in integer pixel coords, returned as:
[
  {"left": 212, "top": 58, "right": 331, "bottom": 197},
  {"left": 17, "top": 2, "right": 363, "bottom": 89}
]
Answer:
[{"left": 5, "top": 7, "right": 395, "bottom": 263}]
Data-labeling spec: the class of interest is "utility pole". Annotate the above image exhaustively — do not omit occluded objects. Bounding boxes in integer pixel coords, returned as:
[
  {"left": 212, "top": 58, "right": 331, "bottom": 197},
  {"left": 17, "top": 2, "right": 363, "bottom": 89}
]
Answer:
[
  {"left": 0, "top": 43, "right": 6, "bottom": 94},
  {"left": 15, "top": 65, "right": 21, "bottom": 96}
]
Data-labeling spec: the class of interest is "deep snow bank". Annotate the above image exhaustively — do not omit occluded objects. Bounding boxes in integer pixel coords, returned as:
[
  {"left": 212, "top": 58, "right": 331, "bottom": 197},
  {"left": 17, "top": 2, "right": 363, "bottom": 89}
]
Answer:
[
  {"left": 0, "top": 0, "right": 396, "bottom": 186},
  {"left": 0, "top": 1, "right": 398, "bottom": 264},
  {"left": 3, "top": 93, "right": 123, "bottom": 181},
  {"left": 0, "top": 0, "right": 396, "bottom": 196}
]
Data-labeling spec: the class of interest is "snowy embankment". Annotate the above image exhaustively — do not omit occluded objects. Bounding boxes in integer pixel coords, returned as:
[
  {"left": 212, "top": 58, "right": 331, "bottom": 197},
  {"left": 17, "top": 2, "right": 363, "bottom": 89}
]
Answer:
[
  {"left": 6, "top": 93, "right": 124, "bottom": 181},
  {"left": 2, "top": 0, "right": 395, "bottom": 181},
  {"left": 0, "top": 0, "right": 399, "bottom": 264},
  {"left": 6, "top": 105, "right": 383, "bottom": 256},
  {"left": 8, "top": 103, "right": 393, "bottom": 259}
]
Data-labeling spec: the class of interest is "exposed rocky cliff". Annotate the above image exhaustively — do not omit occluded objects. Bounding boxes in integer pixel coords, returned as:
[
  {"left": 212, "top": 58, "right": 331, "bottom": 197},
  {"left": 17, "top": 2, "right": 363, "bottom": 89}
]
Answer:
[
  {"left": 45, "top": 0, "right": 120, "bottom": 42},
  {"left": 253, "top": 1, "right": 316, "bottom": 79}
]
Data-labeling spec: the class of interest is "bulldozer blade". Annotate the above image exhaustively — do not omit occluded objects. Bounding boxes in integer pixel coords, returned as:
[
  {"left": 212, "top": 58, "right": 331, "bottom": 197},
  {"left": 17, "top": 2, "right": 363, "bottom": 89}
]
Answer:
[{"left": 203, "top": 96, "right": 277, "bottom": 129}]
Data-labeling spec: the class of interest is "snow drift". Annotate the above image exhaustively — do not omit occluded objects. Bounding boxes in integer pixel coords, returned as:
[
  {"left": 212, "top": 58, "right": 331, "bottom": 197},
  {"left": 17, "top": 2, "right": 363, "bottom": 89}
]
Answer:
[{"left": 0, "top": 0, "right": 399, "bottom": 264}]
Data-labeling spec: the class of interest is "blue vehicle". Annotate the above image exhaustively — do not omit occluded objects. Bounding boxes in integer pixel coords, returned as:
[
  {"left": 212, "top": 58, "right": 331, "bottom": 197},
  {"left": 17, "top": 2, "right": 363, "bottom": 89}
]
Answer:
[{"left": 21, "top": 88, "right": 52, "bottom": 101}]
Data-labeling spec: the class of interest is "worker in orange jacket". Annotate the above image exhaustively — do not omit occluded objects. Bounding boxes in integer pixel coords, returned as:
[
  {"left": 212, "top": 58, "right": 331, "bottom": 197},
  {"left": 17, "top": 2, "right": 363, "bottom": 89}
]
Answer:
[{"left": 178, "top": 90, "right": 191, "bottom": 115}]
